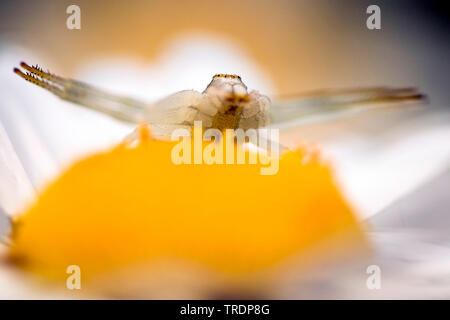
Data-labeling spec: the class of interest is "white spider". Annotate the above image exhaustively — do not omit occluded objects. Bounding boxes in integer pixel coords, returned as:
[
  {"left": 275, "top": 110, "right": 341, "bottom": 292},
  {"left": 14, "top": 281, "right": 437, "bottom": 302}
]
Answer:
[{"left": 14, "top": 62, "right": 424, "bottom": 140}]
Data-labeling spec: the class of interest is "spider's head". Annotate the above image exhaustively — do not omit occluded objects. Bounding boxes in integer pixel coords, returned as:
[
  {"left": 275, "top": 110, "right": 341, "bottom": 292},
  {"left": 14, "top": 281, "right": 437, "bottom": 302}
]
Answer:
[
  {"left": 203, "top": 74, "right": 249, "bottom": 103},
  {"left": 204, "top": 74, "right": 269, "bottom": 130}
]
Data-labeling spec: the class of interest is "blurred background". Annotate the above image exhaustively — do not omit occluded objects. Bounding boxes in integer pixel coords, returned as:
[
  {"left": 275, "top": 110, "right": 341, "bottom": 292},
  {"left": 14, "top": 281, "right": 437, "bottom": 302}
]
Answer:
[
  {"left": 0, "top": 0, "right": 448, "bottom": 99},
  {"left": 0, "top": 0, "right": 449, "bottom": 298}
]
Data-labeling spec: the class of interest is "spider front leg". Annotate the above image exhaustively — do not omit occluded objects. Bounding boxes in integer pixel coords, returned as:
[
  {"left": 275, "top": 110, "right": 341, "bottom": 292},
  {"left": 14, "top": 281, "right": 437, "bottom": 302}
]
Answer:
[{"left": 14, "top": 62, "right": 147, "bottom": 124}]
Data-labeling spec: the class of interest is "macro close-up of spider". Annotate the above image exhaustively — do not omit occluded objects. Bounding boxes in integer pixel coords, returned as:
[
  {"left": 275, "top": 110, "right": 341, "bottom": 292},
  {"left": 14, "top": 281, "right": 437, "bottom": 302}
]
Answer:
[{"left": 0, "top": 0, "right": 449, "bottom": 310}]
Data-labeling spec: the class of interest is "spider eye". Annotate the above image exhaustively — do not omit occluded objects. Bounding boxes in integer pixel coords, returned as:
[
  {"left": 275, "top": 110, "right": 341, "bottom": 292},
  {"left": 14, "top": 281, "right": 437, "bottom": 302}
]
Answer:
[{"left": 213, "top": 74, "right": 242, "bottom": 80}]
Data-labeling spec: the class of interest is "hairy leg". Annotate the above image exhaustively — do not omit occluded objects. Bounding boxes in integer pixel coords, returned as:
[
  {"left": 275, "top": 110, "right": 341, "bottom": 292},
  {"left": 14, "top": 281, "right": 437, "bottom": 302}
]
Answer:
[{"left": 14, "top": 62, "right": 147, "bottom": 124}]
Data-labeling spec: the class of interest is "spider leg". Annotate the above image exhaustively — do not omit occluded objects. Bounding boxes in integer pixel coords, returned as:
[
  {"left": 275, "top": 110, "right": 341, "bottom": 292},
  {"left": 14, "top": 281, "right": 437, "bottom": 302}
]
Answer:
[{"left": 14, "top": 62, "right": 147, "bottom": 124}]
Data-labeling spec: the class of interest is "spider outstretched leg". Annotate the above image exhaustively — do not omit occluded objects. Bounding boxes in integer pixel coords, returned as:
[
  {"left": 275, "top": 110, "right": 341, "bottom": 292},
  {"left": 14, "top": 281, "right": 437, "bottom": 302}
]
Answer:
[{"left": 14, "top": 62, "right": 147, "bottom": 123}]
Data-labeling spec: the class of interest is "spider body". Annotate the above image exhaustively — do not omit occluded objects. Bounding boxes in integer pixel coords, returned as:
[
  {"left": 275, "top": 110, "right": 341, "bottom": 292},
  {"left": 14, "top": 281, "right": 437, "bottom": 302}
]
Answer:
[{"left": 13, "top": 62, "right": 424, "bottom": 138}]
